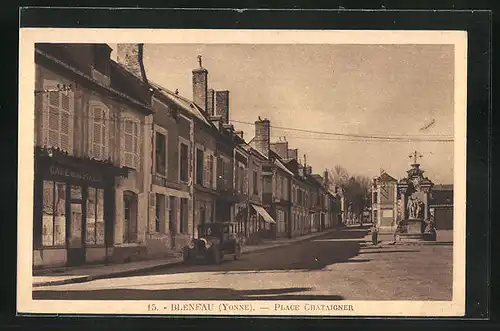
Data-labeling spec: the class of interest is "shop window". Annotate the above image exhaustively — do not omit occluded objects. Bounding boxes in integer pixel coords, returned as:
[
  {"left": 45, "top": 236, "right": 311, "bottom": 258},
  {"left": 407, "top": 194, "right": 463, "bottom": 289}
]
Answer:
[
  {"left": 155, "top": 131, "right": 167, "bottom": 176},
  {"left": 89, "top": 103, "right": 109, "bottom": 161},
  {"left": 179, "top": 142, "right": 189, "bottom": 183},
  {"left": 123, "top": 191, "right": 138, "bottom": 243},
  {"left": 122, "top": 117, "right": 140, "bottom": 169},
  {"left": 42, "top": 181, "right": 66, "bottom": 246},
  {"left": 41, "top": 80, "right": 74, "bottom": 153},
  {"left": 86, "top": 187, "right": 105, "bottom": 245}
]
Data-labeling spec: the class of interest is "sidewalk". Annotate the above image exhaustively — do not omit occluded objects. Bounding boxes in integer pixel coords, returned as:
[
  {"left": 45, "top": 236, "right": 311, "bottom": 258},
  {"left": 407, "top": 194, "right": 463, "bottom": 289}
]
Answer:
[
  {"left": 33, "top": 228, "right": 338, "bottom": 288},
  {"left": 365, "top": 230, "right": 454, "bottom": 247}
]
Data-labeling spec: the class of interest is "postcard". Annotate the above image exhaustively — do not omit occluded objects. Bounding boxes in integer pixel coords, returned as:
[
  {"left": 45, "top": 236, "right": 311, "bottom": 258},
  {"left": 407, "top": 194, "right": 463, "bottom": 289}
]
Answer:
[{"left": 18, "top": 28, "right": 467, "bottom": 317}]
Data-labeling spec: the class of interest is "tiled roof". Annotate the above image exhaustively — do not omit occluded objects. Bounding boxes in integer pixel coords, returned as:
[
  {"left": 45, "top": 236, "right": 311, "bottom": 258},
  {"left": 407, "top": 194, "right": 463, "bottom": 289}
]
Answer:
[
  {"left": 149, "top": 81, "right": 211, "bottom": 126},
  {"left": 35, "top": 43, "right": 152, "bottom": 112},
  {"left": 379, "top": 172, "right": 397, "bottom": 182},
  {"left": 274, "top": 159, "right": 294, "bottom": 176}
]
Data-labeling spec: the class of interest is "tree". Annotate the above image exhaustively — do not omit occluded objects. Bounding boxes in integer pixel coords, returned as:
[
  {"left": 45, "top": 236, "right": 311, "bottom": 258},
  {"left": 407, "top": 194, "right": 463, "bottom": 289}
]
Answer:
[
  {"left": 330, "top": 165, "right": 371, "bottom": 222},
  {"left": 331, "top": 165, "right": 350, "bottom": 187}
]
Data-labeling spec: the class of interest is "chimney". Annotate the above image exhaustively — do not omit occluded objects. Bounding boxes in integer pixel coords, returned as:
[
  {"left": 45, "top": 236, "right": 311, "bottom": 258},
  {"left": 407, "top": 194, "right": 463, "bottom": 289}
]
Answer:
[
  {"left": 215, "top": 90, "right": 230, "bottom": 124},
  {"left": 207, "top": 89, "right": 215, "bottom": 115},
  {"left": 234, "top": 131, "right": 244, "bottom": 139},
  {"left": 298, "top": 163, "right": 304, "bottom": 177},
  {"left": 117, "top": 44, "right": 148, "bottom": 84},
  {"left": 192, "top": 55, "right": 208, "bottom": 112},
  {"left": 288, "top": 148, "right": 298, "bottom": 160},
  {"left": 254, "top": 118, "right": 270, "bottom": 158},
  {"left": 324, "top": 169, "right": 329, "bottom": 186},
  {"left": 270, "top": 139, "right": 288, "bottom": 159}
]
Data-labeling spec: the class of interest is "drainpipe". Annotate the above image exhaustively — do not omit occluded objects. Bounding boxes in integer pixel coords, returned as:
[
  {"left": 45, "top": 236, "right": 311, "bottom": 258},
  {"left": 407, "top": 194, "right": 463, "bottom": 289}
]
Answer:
[{"left": 147, "top": 117, "right": 154, "bottom": 240}]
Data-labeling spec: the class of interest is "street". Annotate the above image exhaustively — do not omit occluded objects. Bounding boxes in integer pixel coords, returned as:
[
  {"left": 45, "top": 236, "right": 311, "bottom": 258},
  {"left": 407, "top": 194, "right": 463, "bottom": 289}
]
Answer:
[{"left": 33, "top": 226, "right": 453, "bottom": 301}]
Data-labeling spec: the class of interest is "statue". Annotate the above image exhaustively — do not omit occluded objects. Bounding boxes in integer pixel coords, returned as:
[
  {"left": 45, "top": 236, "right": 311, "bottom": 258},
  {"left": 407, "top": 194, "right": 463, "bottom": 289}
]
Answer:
[{"left": 407, "top": 196, "right": 424, "bottom": 219}]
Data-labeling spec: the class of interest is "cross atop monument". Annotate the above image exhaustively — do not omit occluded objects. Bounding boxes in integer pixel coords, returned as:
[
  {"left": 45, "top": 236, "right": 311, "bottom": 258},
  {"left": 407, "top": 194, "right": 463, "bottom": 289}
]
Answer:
[
  {"left": 409, "top": 150, "right": 423, "bottom": 164},
  {"left": 197, "top": 55, "right": 203, "bottom": 68}
]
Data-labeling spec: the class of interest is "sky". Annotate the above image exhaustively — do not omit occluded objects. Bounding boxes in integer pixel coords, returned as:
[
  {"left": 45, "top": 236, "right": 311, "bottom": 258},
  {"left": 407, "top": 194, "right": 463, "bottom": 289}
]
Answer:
[{"left": 111, "top": 43, "right": 455, "bottom": 184}]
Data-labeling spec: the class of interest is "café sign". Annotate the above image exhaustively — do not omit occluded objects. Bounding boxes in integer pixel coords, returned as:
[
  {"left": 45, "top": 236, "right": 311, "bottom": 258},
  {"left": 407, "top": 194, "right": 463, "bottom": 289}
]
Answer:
[{"left": 49, "top": 165, "right": 102, "bottom": 182}]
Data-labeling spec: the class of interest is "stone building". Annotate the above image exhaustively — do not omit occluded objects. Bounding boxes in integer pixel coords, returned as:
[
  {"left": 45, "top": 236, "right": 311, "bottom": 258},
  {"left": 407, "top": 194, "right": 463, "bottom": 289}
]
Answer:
[
  {"left": 33, "top": 43, "right": 153, "bottom": 268},
  {"left": 253, "top": 122, "right": 293, "bottom": 239},
  {"left": 429, "top": 184, "right": 453, "bottom": 230},
  {"left": 371, "top": 171, "right": 399, "bottom": 233}
]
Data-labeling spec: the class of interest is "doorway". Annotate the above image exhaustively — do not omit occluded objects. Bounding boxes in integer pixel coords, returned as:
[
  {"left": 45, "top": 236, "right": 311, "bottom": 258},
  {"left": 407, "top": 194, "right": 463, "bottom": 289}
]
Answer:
[{"left": 67, "top": 185, "right": 86, "bottom": 266}]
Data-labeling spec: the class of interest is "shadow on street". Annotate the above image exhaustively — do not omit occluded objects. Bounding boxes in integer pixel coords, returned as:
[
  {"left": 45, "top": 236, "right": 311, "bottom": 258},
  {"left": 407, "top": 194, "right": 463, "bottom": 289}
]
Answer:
[
  {"left": 33, "top": 286, "right": 345, "bottom": 301},
  {"left": 137, "top": 228, "right": 371, "bottom": 277}
]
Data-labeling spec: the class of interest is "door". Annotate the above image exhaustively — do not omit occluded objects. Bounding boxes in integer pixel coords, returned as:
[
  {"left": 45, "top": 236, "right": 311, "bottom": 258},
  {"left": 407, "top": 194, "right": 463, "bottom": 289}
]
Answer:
[{"left": 67, "top": 185, "right": 86, "bottom": 266}]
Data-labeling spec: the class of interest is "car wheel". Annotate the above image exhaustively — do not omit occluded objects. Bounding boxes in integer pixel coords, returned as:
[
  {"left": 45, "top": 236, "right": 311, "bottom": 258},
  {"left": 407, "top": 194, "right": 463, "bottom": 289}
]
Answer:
[
  {"left": 211, "top": 247, "right": 221, "bottom": 264},
  {"left": 234, "top": 245, "right": 241, "bottom": 260},
  {"left": 183, "top": 249, "right": 191, "bottom": 264}
]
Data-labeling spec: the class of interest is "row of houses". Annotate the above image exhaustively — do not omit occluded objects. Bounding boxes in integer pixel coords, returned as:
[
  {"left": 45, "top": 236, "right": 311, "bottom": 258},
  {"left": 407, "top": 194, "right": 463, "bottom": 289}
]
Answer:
[{"left": 32, "top": 43, "right": 342, "bottom": 269}]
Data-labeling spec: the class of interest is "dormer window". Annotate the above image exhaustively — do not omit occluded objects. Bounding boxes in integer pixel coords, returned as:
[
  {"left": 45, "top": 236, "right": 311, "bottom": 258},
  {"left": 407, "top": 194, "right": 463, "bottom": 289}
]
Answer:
[
  {"left": 93, "top": 44, "right": 111, "bottom": 76},
  {"left": 91, "top": 44, "right": 111, "bottom": 86}
]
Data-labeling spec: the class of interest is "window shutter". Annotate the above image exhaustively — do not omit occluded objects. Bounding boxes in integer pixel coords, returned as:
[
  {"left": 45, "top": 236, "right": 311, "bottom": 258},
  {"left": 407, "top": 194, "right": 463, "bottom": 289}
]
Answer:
[
  {"left": 120, "top": 118, "right": 126, "bottom": 167},
  {"left": 102, "top": 109, "right": 108, "bottom": 160},
  {"left": 59, "top": 91, "right": 71, "bottom": 153},
  {"left": 203, "top": 152, "right": 209, "bottom": 187},
  {"left": 41, "top": 84, "right": 50, "bottom": 146},
  {"left": 92, "top": 107, "right": 102, "bottom": 160},
  {"left": 133, "top": 122, "right": 139, "bottom": 170},
  {"left": 244, "top": 167, "right": 249, "bottom": 194},
  {"left": 212, "top": 155, "right": 217, "bottom": 189}
]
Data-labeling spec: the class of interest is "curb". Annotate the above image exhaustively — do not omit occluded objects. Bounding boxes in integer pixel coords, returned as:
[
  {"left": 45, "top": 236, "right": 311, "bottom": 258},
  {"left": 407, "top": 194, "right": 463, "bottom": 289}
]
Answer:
[
  {"left": 33, "top": 229, "right": 338, "bottom": 288},
  {"left": 32, "top": 258, "right": 185, "bottom": 288}
]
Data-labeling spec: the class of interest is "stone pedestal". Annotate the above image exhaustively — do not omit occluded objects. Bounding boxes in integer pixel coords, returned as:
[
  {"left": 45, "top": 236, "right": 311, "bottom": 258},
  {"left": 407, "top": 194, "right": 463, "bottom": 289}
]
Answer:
[{"left": 396, "top": 219, "right": 425, "bottom": 242}]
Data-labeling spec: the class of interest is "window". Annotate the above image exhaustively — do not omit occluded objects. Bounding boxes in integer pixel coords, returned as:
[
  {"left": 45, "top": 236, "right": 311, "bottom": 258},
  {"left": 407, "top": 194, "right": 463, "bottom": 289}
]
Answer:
[
  {"left": 253, "top": 170, "right": 258, "bottom": 195},
  {"left": 282, "top": 177, "right": 287, "bottom": 200},
  {"left": 170, "top": 196, "right": 178, "bottom": 233},
  {"left": 196, "top": 149, "right": 204, "bottom": 185},
  {"left": 263, "top": 176, "right": 272, "bottom": 194},
  {"left": 209, "top": 154, "right": 215, "bottom": 189},
  {"left": 155, "top": 132, "right": 167, "bottom": 176},
  {"left": 42, "top": 181, "right": 66, "bottom": 246},
  {"left": 123, "top": 191, "right": 138, "bottom": 243},
  {"left": 93, "top": 45, "right": 110, "bottom": 75},
  {"left": 155, "top": 194, "right": 166, "bottom": 233},
  {"left": 179, "top": 142, "right": 189, "bottom": 183},
  {"left": 179, "top": 198, "right": 188, "bottom": 234},
  {"left": 86, "top": 187, "right": 105, "bottom": 245},
  {"left": 41, "top": 80, "right": 74, "bottom": 153},
  {"left": 122, "top": 118, "right": 140, "bottom": 169},
  {"left": 276, "top": 174, "right": 281, "bottom": 199},
  {"left": 89, "top": 104, "right": 109, "bottom": 160}
]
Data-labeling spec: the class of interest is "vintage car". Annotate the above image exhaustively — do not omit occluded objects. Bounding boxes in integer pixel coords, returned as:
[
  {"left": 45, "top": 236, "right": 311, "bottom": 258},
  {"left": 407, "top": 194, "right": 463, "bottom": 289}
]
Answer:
[{"left": 183, "top": 222, "right": 242, "bottom": 264}]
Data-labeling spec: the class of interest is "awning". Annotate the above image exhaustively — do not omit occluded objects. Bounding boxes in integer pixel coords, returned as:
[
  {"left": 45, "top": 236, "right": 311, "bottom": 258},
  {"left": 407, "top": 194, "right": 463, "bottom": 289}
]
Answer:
[{"left": 251, "top": 204, "right": 276, "bottom": 224}]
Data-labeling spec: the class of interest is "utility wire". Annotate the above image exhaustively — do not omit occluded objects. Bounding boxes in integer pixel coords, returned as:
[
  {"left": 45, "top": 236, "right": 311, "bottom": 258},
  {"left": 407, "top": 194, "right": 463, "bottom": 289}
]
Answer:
[
  {"left": 39, "top": 110, "right": 453, "bottom": 142},
  {"left": 270, "top": 135, "right": 453, "bottom": 143},
  {"left": 231, "top": 119, "right": 453, "bottom": 141}
]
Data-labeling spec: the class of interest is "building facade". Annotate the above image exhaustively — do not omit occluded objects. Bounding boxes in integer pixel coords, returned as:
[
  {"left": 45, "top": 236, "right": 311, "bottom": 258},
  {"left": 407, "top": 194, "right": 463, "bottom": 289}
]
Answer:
[
  {"left": 371, "top": 172, "right": 399, "bottom": 233},
  {"left": 429, "top": 184, "right": 453, "bottom": 230},
  {"left": 33, "top": 43, "right": 154, "bottom": 268}
]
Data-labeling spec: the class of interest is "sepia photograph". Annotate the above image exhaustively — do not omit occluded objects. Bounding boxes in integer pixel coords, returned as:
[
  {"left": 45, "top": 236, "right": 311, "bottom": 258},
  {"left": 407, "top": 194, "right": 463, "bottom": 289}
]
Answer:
[{"left": 17, "top": 28, "right": 467, "bottom": 317}]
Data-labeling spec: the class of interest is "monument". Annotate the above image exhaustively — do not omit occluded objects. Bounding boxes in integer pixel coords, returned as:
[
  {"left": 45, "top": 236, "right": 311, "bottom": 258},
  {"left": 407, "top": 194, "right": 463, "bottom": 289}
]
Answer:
[{"left": 395, "top": 151, "right": 437, "bottom": 242}]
